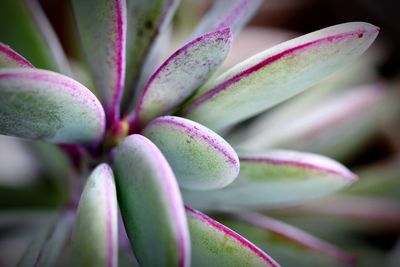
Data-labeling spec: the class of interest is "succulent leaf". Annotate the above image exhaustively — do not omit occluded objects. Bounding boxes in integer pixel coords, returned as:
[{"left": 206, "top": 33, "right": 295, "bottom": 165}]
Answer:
[
  {"left": 183, "top": 150, "right": 357, "bottom": 210},
  {"left": 182, "top": 22, "right": 379, "bottom": 131},
  {"left": 114, "top": 134, "right": 191, "bottom": 267},
  {"left": 18, "top": 211, "right": 74, "bottom": 267},
  {"left": 72, "top": 0, "right": 126, "bottom": 120},
  {"left": 190, "top": 0, "right": 265, "bottom": 38},
  {"left": 142, "top": 116, "right": 240, "bottom": 190},
  {"left": 123, "top": 0, "right": 181, "bottom": 108},
  {"left": 72, "top": 164, "right": 118, "bottom": 267},
  {"left": 186, "top": 206, "right": 280, "bottom": 267},
  {"left": 0, "top": 43, "right": 34, "bottom": 68},
  {"left": 0, "top": 68, "right": 105, "bottom": 143},
  {"left": 0, "top": 0, "right": 70, "bottom": 73},
  {"left": 132, "top": 28, "right": 232, "bottom": 127}
]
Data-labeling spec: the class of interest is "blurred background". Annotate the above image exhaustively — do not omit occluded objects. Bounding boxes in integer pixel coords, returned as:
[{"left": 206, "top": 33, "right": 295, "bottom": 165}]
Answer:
[{"left": 1, "top": 0, "right": 400, "bottom": 266}]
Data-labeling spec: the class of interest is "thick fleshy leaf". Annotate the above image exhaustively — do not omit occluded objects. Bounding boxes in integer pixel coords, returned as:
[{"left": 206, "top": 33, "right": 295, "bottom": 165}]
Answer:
[
  {"left": 181, "top": 22, "right": 379, "bottom": 131},
  {"left": 18, "top": 211, "right": 74, "bottom": 267},
  {"left": 0, "top": 43, "right": 33, "bottom": 68},
  {"left": 231, "top": 212, "right": 356, "bottom": 265},
  {"left": 123, "top": 0, "right": 180, "bottom": 109},
  {"left": 186, "top": 206, "right": 280, "bottom": 267},
  {"left": 72, "top": 164, "right": 118, "bottom": 267},
  {"left": 114, "top": 134, "right": 190, "bottom": 267},
  {"left": 190, "top": 0, "right": 265, "bottom": 38},
  {"left": 230, "top": 83, "right": 386, "bottom": 160},
  {"left": 72, "top": 0, "right": 126, "bottom": 119},
  {"left": 0, "top": 69, "right": 105, "bottom": 143},
  {"left": 0, "top": 0, "right": 70, "bottom": 74},
  {"left": 142, "top": 116, "right": 239, "bottom": 190},
  {"left": 183, "top": 150, "right": 357, "bottom": 210},
  {"left": 132, "top": 28, "right": 232, "bottom": 128}
]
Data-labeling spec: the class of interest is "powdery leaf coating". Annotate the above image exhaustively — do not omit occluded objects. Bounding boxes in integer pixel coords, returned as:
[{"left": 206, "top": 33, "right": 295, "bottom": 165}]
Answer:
[
  {"left": 133, "top": 28, "right": 232, "bottom": 127},
  {"left": 183, "top": 150, "right": 357, "bottom": 210},
  {"left": 182, "top": 22, "right": 379, "bottom": 131},
  {"left": 142, "top": 116, "right": 239, "bottom": 190},
  {"left": 190, "top": 0, "right": 264, "bottom": 38},
  {"left": 0, "top": 68, "right": 105, "bottom": 144},
  {"left": 72, "top": 164, "right": 118, "bottom": 267},
  {"left": 113, "top": 134, "right": 190, "bottom": 267},
  {"left": 18, "top": 211, "right": 74, "bottom": 267},
  {"left": 186, "top": 206, "right": 280, "bottom": 267},
  {"left": 0, "top": 43, "right": 33, "bottom": 68},
  {"left": 123, "top": 0, "right": 180, "bottom": 104},
  {"left": 72, "top": 0, "right": 126, "bottom": 119}
]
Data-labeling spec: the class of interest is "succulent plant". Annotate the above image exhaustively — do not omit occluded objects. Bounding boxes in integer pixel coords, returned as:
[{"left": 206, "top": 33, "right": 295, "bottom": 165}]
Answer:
[{"left": 1, "top": 0, "right": 393, "bottom": 266}]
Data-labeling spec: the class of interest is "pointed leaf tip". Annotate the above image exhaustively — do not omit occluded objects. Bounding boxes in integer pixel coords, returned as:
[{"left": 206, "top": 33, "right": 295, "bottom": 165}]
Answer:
[
  {"left": 186, "top": 206, "right": 280, "bottom": 267},
  {"left": 72, "top": 164, "right": 118, "bottom": 267},
  {"left": 114, "top": 134, "right": 190, "bottom": 267},
  {"left": 183, "top": 150, "right": 357, "bottom": 210},
  {"left": 182, "top": 22, "right": 379, "bottom": 131},
  {"left": 0, "top": 68, "right": 105, "bottom": 143},
  {"left": 133, "top": 27, "right": 232, "bottom": 127},
  {"left": 142, "top": 116, "right": 239, "bottom": 190}
]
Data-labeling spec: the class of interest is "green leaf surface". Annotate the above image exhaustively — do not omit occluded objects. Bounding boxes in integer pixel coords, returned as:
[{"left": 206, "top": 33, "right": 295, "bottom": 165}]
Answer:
[
  {"left": 72, "top": 164, "right": 118, "bottom": 267},
  {"left": 123, "top": 0, "right": 180, "bottom": 110},
  {"left": 183, "top": 150, "right": 356, "bottom": 210},
  {"left": 186, "top": 206, "right": 280, "bottom": 267},
  {"left": 0, "top": 0, "right": 69, "bottom": 73},
  {"left": 132, "top": 28, "right": 232, "bottom": 127},
  {"left": 142, "top": 116, "right": 239, "bottom": 190},
  {"left": 0, "top": 68, "right": 105, "bottom": 143},
  {"left": 190, "top": 0, "right": 264, "bottom": 38},
  {"left": 18, "top": 211, "right": 74, "bottom": 267},
  {"left": 0, "top": 43, "right": 33, "bottom": 68},
  {"left": 182, "top": 22, "right": 379, "bottom": 131},
  {"left": 114, "top": 134, "right": 190, "bottom": 267},
  {"left": 72, "top": 0, "right": 126, "bottom": 119}
]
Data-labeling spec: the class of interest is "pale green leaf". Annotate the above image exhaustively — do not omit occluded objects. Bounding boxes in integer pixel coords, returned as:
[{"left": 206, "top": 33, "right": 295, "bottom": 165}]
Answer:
[
  {"left": 0, "top": 68, "right": 105, "bottom": 143},
  {"left": 72, "top": 164, "right": 118, "bottom": 267},
  {"left": 183, "top": 150, "right": 357, "bottom": 210},
  {"left": 72, "top": 0, "right": 126, "bottom": 118},
  {"left": 142, "top": 116, "right": 239, "bottom": 190},
  {"left": 114, "top": 134, "right": 190, "bottom": 267},
  {"left": 132, "top": 28, "right": 232, "bottom": 127},
  {"left": 122, "top": 0, "right": 180, "bottom": 110},
  {"left": 182, "top": 22, "right": 379, "bottom": 131},
  {"left": 186, "top": 206, "right": 280, "bottom": 267}
]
